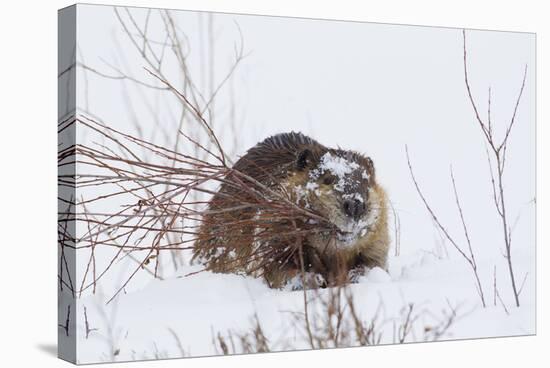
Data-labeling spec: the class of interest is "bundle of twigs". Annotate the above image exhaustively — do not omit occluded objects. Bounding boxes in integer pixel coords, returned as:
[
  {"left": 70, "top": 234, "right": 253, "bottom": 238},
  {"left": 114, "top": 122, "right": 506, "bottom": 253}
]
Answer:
[{"left": 57, "top": 73, "right": 334, "bottom": 303}]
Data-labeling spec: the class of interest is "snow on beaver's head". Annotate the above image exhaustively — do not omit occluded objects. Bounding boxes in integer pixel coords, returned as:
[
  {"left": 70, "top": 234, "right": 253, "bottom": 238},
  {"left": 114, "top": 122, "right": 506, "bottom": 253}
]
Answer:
[{"left": 284, "top": 145, "right": 384, "bottom": 252}]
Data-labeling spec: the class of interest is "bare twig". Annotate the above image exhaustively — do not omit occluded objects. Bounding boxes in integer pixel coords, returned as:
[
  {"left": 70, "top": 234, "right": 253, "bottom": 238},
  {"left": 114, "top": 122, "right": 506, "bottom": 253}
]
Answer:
[
  {"left": 58, "top": 305, "right": 71, "bottom": 337},
  {"left": 406, "top": 147, "right": 486, "bottom": 307},
  {"left": 463, "top": 29, "right": 528, "bottom": 307},
  {"left": 390, "top": 201, "right": 401, "bottom": 257},
  {"left": 84, "top": 306, "right": 98, "bottom": 339}
]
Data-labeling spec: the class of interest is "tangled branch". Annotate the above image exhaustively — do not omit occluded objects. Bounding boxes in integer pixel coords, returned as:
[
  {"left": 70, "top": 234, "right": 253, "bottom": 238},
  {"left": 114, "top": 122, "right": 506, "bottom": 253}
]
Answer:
[{"left": 58, "top": 72, "right": 334, "bottom": 303}]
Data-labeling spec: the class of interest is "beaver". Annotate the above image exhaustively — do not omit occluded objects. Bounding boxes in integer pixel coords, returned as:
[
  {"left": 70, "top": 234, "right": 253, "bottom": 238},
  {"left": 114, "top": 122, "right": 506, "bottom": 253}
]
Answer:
[{"left": 192, "top": 132, "right": 389, "bottom": 289}]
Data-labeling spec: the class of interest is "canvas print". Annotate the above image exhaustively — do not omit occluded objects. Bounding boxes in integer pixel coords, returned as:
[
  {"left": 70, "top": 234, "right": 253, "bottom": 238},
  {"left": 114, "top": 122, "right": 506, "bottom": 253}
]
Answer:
[{"left": 58, "top": 4, "right": 536, "bottom": 364}]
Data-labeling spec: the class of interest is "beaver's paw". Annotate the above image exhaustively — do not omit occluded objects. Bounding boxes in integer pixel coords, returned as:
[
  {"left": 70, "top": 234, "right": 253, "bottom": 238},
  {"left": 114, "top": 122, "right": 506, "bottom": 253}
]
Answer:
[
  {"left": 348, "top": 267, "right": 369, "bottom": 283},
  {"left": 284, "top": 272, "right": 327, "bottom": 291}
]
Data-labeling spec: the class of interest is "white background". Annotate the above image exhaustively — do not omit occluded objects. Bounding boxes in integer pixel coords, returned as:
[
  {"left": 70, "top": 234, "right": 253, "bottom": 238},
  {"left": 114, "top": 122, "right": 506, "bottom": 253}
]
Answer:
[{"left": 0, "top": 0, "right": 547, "bottom": 367}]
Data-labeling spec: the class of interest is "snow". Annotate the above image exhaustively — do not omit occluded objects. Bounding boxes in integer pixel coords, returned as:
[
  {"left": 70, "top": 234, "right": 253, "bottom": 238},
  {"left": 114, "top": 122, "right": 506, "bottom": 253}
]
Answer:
[
  {"left": 292, "top": 185, "right": 312, "bottom": 208},
  {"left": 343, "top": 192, "right": 365, "bottom": 203},
  {"left": 66, "top": 248, "right": 535, "bottom": 363},
  {"left": 311, "top": 152, "right": 363, "bottom": 193},
  {"left": 305, "top": 181, "right": 320, "bottom": 194},
  {"left": 362, "top": 267, "right": 392, "bottom": 283},
  {"left": 318, "top": 152, "right": 360, "bottom": 178},
  {"left": 335, "top": 218, "right": 370, "bottom": 244}
]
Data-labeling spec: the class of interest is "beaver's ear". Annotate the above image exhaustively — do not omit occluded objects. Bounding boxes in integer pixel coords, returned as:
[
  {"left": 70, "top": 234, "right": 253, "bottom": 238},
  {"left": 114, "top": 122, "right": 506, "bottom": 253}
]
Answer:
[
  {"left": 296, "top": 149, "right": 313, "bottom": 171},
  {"left": 364, "top": 156, "right": 375, "bottom": 178}
]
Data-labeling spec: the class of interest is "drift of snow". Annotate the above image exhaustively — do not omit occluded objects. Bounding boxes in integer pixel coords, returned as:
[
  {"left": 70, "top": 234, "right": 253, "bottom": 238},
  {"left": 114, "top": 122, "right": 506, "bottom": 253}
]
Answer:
[{"left": 64, "top": 246, "right": 535, "bottom": 363}]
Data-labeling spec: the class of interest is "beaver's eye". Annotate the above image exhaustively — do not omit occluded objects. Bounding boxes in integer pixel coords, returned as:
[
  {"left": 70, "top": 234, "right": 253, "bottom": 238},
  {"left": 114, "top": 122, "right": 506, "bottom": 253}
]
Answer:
[{"left": 323, "top": 176, "right": 335, "bottom": 185}]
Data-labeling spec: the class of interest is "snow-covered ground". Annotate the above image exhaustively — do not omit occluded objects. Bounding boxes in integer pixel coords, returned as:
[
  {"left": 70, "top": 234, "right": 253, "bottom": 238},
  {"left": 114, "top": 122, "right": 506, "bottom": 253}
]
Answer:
[{"left": 61, "top": 244, "right": 535, "bottom": 363}]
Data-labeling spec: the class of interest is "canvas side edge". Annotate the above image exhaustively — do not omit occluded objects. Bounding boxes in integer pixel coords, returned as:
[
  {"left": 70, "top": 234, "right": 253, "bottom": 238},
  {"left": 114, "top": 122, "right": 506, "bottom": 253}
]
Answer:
[{"left": 58, "top": 4, "right": 78, "bottom": 364}]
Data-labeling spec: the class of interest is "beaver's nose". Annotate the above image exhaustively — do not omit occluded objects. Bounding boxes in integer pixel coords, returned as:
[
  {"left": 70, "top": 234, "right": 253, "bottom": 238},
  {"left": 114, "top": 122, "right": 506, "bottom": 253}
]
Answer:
[{"left": 343, "top": 199, "right": 365, "bottom": 220}]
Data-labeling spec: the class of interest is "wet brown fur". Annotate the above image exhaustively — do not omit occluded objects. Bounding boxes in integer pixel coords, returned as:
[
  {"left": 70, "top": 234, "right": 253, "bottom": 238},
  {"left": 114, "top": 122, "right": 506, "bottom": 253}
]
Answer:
[{"left": 192, "top": 132, "right": 389, "bottom": 289}]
